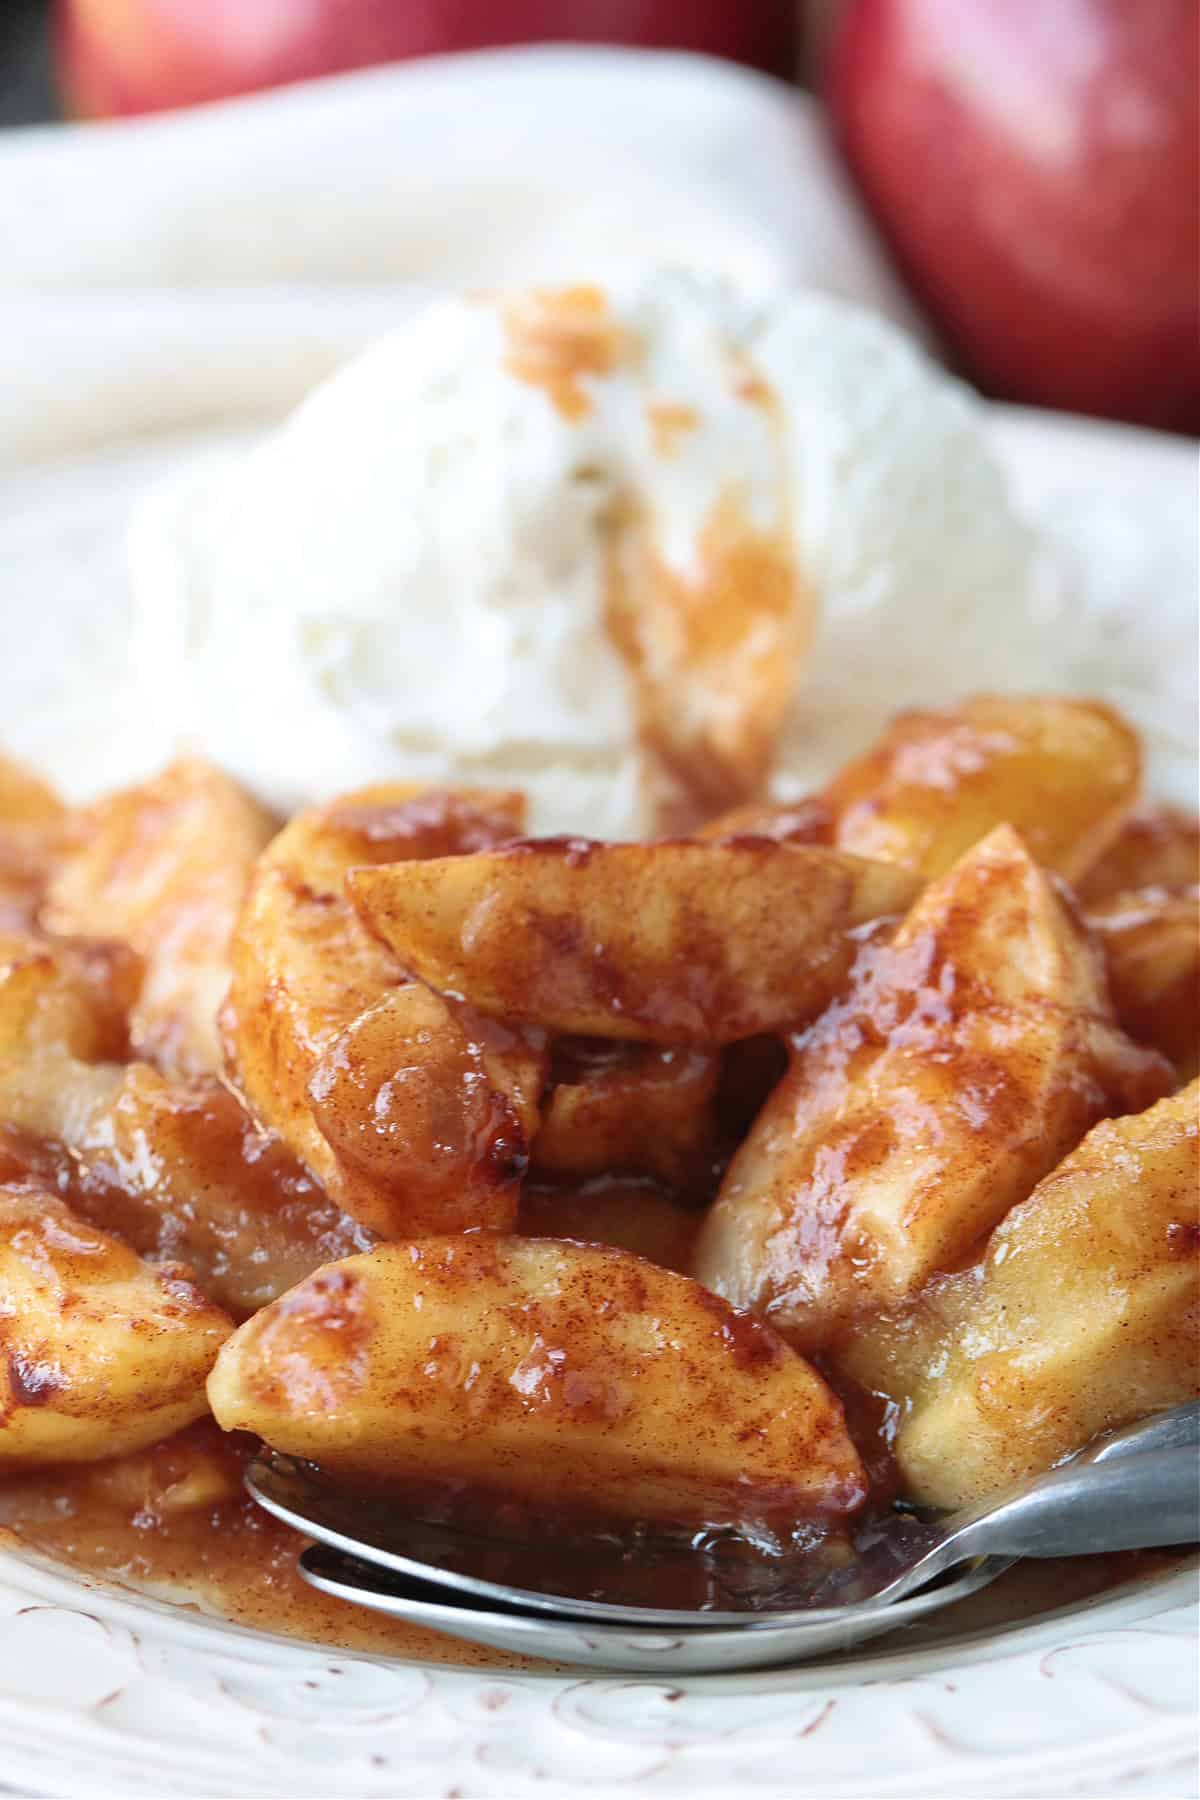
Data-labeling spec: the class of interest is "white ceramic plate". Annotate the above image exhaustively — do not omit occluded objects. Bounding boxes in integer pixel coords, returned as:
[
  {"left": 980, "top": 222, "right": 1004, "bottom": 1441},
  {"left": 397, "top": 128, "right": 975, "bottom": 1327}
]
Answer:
[{"left": 0, "top": 407, "right": 1196, "bottom": 1800}]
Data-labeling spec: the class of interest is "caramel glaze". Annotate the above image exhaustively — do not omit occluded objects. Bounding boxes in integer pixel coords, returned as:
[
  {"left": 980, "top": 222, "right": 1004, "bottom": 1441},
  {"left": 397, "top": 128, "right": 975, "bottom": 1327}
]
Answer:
[
  {"left": 502, "top": 285, "right": 631, "bottom": 423},
  {"left": 605, "top": 491, "right": 805, "bottom": 820}
]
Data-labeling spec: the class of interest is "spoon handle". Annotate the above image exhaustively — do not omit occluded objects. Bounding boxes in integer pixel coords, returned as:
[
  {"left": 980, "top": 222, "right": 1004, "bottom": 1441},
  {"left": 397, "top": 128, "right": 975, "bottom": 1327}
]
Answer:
[{"left": 945, "top": 1445, "right": 1199, "bottom": 1564}]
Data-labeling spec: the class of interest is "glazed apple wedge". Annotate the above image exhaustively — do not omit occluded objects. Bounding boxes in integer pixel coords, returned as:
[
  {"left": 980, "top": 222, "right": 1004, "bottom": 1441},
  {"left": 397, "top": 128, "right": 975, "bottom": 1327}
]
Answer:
[
  {"left": 1086, "top": 886, "right": 1200, "bottom": 1079},
  {"left": 0, "top": 930, "right": 373, "bottom": 1320},
  {"left": 43, "top": 759, "right": 276, "bottom": 1077},
  {"left": 0, "top": 929, "right": 135, "bottom": 1144},
  {"left": 530, "top": 1042, "right": 721, "bottom": 1186},
  {"left": 818, "top": 695, "right": 1140, "bottom": 881},
  {"left": 224, "top": 785, "right": 544, "bottom": 1237},
  {"left": 207, "top": 1238, "right": 867, "bottom": 1536},
  {"left": 61, "top": 1065, "right": 375, "bottom": 1320},
  {"left": 517, "top": 1176, "right": 704, "bottom": 1275},
  {"left": 0, "top": 1188, "right": 232, "bottom": 1465},
  {"left": 847, "top": 1081, "right": 1200, "bottom": 1509},
  {"left": 1076, "top": 803, "right": 1200, "bottom": 902},
  {"left": 348, "top": 840, "right": 919, "bottom": 1043},
  {"left": 701, "top": 696, "right": 1141, "bottom": 884},
  {"left": 693, "top": 826, "right": 1171, "bottom": 1352}
]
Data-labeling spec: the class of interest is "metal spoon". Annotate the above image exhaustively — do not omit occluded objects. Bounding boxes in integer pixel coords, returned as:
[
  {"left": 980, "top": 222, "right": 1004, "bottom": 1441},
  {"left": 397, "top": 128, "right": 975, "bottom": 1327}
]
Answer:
[
  {"left": 247, "top": 1404, "right": 1199, "bottom": 1670},
  {"left": 296, "top": 1546, "right": 1006, "bottom": 1672}
]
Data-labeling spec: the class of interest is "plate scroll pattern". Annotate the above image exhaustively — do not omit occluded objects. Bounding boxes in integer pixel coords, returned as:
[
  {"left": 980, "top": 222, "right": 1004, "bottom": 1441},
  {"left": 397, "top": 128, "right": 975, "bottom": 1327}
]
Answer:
[{"left": 0, "top": 1550, "right": 1196, "bottom": 1798}]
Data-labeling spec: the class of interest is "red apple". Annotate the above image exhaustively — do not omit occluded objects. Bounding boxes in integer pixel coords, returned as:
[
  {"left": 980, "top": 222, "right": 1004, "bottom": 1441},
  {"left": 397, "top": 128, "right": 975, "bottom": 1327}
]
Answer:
[
  {"left": 829, "top": 0, "right": 1199, "bottom": 431},
  {"left": 54, "top": 0, "right": 793, "bottom": 120}
]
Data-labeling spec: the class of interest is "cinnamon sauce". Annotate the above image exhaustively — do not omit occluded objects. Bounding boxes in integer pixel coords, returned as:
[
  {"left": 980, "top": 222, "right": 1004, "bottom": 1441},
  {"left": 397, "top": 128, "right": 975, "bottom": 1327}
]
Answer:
[{"left": 0, "top": 1424, "right": 534, "bottom": 1667}]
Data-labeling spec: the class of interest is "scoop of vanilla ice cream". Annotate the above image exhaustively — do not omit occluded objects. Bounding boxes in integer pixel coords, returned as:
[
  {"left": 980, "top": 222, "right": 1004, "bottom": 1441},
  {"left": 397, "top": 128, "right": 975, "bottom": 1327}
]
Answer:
[
  {"left": 130, "top": 272, "right": 1047, "bottom": 833},
  {"left": 133, "top": 299, "right": 645, "bottom": 838}
]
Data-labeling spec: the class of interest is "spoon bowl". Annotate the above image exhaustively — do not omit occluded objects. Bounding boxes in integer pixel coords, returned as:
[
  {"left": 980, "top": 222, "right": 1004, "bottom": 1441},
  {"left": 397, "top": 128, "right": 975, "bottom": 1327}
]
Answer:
[{"left": 245, "top": 1403, "right": 1200, "bottom": 1669}]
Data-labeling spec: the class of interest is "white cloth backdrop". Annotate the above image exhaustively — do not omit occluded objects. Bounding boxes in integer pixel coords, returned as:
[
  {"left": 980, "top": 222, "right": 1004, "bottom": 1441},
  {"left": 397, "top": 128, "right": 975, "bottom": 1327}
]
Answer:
[{"left": 0, "top": 47, "right": 923, "bottom": 465}]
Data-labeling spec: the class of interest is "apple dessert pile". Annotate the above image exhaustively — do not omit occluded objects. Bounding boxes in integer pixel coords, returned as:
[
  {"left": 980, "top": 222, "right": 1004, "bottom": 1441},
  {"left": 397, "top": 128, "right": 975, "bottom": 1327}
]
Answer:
[{"left": 0, "top": 697, "right": 1196, "bottom": 1559}]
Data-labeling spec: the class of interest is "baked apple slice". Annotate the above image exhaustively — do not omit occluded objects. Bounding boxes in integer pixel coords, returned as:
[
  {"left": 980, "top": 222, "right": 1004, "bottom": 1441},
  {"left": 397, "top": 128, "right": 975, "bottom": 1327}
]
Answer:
[
  {"left": 0, "top": 929, "right": 137, "bottom": 1143},
  {"left": 348, "top": 839, "right": 918, "bottom": 1043},
  {"left": 0, "top": 931, "right": 372, "bottom": 1319},
  {"left": 42, "top": 759, "right": 276, "bottom": 1076},
  {"left": 517, "top": 1176, "right": 703, "bottom": 1275},
  {"left": 1076, "top": 803, "right": 1200, "bottom": 903},
  {"left": 701, "top": 696, "right": 1141, "bottom": 883},
  {"left": 305, "top": 984, "right": 542, "bottom": 1235},
  {"left": 819, "top": 695, "right": 1140, "bottom": 880},
  {"left": 531, "top": 1041, "right": 721, "bottom": 1186},
  {"left": 1087, "top": 885, "right": 1200, "bottom": 1078},
  {"left": 224, "top": 785, "right": 543, "bottom": 1237},
  {"left": 208, "top": 1237, "right": 867, "bottom": 1538},
  {"left": 845, "top": 1082, "right": 1200, "bottom": 1508},
  {"left": 693, "top": 826, "right": 1171, "bottom": 1352},
  {"left": 67, "top": 1064, "right": 375, "bottom": 1319},
  {"left": 0, "top": 1187, "right": 232, "bottom": 1465},
  {"left": 0, "top": 927, "right": 138, "bottom": 1065}
]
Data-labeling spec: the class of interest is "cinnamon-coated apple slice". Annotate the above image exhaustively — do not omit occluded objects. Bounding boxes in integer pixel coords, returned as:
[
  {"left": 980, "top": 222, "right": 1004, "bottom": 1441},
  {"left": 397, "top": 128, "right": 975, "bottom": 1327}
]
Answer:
[
  {"left": 843, "top": 1082, "right": 1200, "bottom": 1509},
  {"left": 531, "top": 1041, "right": 721, "bottom": 1186},
  {"left": 348, "top": 840, "right": 918, "bottom": 1044},
  {"left": 1086, "top": 886, "right": 1200, "bottom": 1079},
  {"left": 43, "top": 759, "right": 276, "bottom": 1077},
  {"left": 692, "top": 826, "right": 1172, "bottom": 1353},
  {"left": 0, "top": 927, "right": 372, "bottom": 1321},
  {"left": 0, "top": 1188, "right": 232, "bottom": 1466},
  {"left": 224, "top": 785, "right": 543, "bottom": 1237},
  {"left": 1076, "top": 803, "right": 1200, "bottom": 903},
  {"left": 820, "top": 695, "right": 1140, "bottom": 881},
  {"left": 703, "top": 696, "right": 1141, "bottom": 884},
  {"left": 207, "top": 1237, "right": 867, "bottom": 1538}
]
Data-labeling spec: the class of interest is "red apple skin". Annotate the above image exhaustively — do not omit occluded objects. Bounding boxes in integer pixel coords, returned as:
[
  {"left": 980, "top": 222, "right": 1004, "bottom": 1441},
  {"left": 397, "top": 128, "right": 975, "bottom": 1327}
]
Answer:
[
  {"left": 829, "top": 0, "right": 1199, "bottom": 431},
  {"left": 54, "top": 0, "right": 793, "bottom": 120}
]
